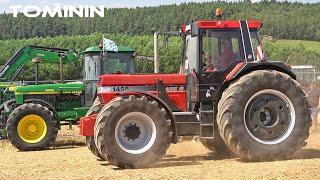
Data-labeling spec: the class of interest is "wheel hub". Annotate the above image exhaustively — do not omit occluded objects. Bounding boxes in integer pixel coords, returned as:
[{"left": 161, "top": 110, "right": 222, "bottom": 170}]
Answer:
[
  {"left": 244, "top": 89, "right": 295, "bottom": 145},
  {"left": 124, "top": 123, "right": 141, "bottom": 140},
  {"left": 259, "top": 108, "right": 275, "bottom": 127},
  {"left": 115, "top": 112, "right": 157, "bottom": 154},
  {"left": 17, "top": 114, "right": 47, "bottom": 144},
  {"left": 27, "top": 124, "right": 37, "bottom": 133}
]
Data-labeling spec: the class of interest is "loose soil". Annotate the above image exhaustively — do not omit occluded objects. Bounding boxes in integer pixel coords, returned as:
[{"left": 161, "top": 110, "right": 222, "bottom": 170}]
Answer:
[{"left": 1, "top": 126, "right": 320, "bottom": 179}]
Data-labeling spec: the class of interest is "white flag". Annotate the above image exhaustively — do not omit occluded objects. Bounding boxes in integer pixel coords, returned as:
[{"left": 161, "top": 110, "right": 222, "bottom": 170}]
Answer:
[{"left": 103, "top": 38, "right": 118, "bottom": 52}]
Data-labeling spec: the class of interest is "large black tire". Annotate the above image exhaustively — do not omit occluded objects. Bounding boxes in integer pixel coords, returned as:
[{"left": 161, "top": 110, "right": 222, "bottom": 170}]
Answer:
[
  {"left": 85, "top": 98, "right": 103, "bottom": 159},
  {"left": 217, "top": 70, "right": 311, "bottom": 161},
  {"left": 0, "top": 99, "right": 16, "bottom": 139},
  {"left": 199, "top": 124, "right": 230, "bottom": 156},
  {"left": 94, "top": 95, "right": 171, "bottom": 168},
  {"left": 7, "top": 103, "right": 58, "bottom": 151}
]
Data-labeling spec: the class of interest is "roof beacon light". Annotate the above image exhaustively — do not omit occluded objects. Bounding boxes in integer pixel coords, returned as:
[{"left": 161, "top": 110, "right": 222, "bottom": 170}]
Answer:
[{"left": 215, "top": 8, "right": 223, "bottom": 19}]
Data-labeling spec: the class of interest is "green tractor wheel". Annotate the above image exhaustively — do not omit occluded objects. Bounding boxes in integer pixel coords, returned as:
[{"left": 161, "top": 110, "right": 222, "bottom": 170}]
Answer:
[{"left": 7, "top": 103, "right": 58, "bottom": 151}]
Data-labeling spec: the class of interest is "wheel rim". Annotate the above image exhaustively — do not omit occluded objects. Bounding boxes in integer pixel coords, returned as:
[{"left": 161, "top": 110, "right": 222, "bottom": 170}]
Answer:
[
  {"left": 17, "top": 115, "right": 47, "bottom": 144},
  {"left": 244, "top": 89, "right": 295, "bottom": 145},
  {"left": 115, "top": 112, "right": 157, "bottom": 154}
]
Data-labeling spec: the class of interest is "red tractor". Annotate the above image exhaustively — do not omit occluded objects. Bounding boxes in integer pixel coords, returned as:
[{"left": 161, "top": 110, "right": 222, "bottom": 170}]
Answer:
[{"left": 79, "top": 9, "right": 311, "bottom": 168}]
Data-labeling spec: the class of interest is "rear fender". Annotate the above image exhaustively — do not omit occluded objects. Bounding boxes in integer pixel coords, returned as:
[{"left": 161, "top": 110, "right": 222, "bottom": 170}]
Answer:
[{"left": 223, "top": 61, "right": 296, "bottom": 90}]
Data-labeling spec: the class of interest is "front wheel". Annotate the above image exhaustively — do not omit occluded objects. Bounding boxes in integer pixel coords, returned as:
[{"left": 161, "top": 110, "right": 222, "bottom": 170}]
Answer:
[
  {"left": 7, "top": 103, "right": 58, "bottom": 151},
  {"left": 217, "top": 70, "right": 311, "bottom": 161},
  {"left": 95, "top": 95, "right": 171, "bottom": 168}
]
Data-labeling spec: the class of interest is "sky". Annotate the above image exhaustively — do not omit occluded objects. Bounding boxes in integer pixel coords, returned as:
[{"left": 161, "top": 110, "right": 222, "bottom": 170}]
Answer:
[{"left": 0, "top": 0, "right": 319, "bottom": 13}]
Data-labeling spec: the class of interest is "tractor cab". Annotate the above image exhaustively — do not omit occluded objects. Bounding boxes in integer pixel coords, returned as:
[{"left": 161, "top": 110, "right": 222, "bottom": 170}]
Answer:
[
  {"left": 83, "top": 46, "right": 136, "bottom": 81},
  {"left": 83, "top": 45, "right": 136, "bottom": 106},
  {"left": 183, "top": 9, "right": 264, "bottom": 75},
  {"left": 182, "top": 10, "right": 265, "bottom": 106}
]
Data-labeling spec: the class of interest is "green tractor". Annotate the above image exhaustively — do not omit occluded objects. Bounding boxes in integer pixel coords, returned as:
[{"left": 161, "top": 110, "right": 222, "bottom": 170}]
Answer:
[
  {"left": 0, "top": 45, "right": 80, "bottom": 138},
  {"left": 2, "top": 43, "right": 137, "bottom": 151}
]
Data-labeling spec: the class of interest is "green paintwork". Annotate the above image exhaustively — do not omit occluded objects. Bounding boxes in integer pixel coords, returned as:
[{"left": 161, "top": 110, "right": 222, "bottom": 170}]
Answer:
[
  {"left": 15, "top": 81, "right": 84, "bottom": 94},
  {"left": 83, "top": 46, "right": 101, "bottom": 53},
  {"left": 1, "top": 44, "right": 136, "bottom": 139},
  {"left": 58, "top": 111, "right": 77, "bottom": 120},
  {"left": 0, "top": 82, "right": 17, "bottom": 104},
  {"left": 15, "top": 82, "right": 84, "bottom": 104},
  {"left": 74, "top": 107, "right": 90, "bottom": 119},
  {"left": 0, "top": 46, "right": 79, "bottom": 82},
  {"left": 56, "top": 107, "right": 89, "bottom": 122},
  {"left": 0, "top": 45, "right": 82, "bottom": 138},
  {"left": 83, "top": 46, "right": 135, "bottom": 54}
]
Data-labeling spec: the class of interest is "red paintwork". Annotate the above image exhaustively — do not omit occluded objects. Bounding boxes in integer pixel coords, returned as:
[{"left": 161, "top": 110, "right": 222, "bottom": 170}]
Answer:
[
  {"left": 99, "top": 91, "right": 187, "bottom": 111},
  {"left": 79, "top": 114, "right": 97, "bottom": 136},
  {"left": 99, "top": 74, "right": 186, "bottom": 86},
  {"left": 197, "top": 20, "right": 262, "bottom": 30},
  {"left": 80, "top": 90, "right": 187, "bottom": 137},
  {"left": 80, "top": 19, "right": 263, "bottom": 138},
  {"left": 181, "top": 20, "right": 261, "bottom": 33},
  {"left": 225, "top": 62, "right": 245, "bottom": 81}
]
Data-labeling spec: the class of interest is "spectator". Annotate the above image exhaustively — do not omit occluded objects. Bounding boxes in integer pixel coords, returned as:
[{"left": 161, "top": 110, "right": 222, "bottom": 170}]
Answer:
[{"left": 311, "top": 97, "right": 320, "bottom": 132}]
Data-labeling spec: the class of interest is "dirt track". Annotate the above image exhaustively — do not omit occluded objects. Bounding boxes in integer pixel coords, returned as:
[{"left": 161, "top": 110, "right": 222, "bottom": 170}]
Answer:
[{"left": 1, "top": 127, "right": 320, "bottom": 179}]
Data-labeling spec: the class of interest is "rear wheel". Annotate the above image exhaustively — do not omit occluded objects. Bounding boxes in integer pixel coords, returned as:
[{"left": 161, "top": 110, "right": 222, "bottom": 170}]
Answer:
[
  {"left": 217, "top": 70, "right": 311, "bottom": 161},
  {"left": 0, "top": 99, "right": 16, "bottom": 139},
  {"left": 85, "top": 97, "right": 103, "bottom": 159},
  {"left": 95, "top": 95, "right": 171, "bottom": 168},
  {"left": 7, "top": 103, "right": 58, "bottom": 151}
]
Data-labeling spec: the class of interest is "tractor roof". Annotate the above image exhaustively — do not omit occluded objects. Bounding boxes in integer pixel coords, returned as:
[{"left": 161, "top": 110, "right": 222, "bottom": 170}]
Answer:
[
  {"left": 83, "top": 46, "right": 135, "bottom": 54},
  {"left": 196, "top": 20, "right": 262, "bottom": 30},
  {"left": 182, "top": 20, "right": 262, "bottom": 33}
]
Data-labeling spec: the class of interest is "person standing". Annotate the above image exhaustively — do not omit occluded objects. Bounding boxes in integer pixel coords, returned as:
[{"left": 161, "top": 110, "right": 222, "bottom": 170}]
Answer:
[{"left": 311, "top": 97, "right": 320, "bottom": 132}]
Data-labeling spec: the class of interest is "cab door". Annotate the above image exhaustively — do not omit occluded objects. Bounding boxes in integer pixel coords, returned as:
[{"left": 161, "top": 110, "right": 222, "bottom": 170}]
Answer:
[{"left": 199, "top": 29, "right": 244, "bottom": 101}]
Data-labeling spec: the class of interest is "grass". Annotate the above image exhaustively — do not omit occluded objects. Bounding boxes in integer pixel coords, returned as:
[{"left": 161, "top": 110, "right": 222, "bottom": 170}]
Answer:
[{"left": 272, "top": 39, "right": 320, "bottom": 53}]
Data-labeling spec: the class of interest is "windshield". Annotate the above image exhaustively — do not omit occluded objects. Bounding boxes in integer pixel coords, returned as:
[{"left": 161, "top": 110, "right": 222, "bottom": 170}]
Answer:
[
  {"left": 103, "top": 53, "right": 135, "bottom": 74},
  {"left": 84, "top": 52, "right": 135, "bottom": 81},
  {"left": 200, "top": 29, "right": 263, "bottom": 72}
]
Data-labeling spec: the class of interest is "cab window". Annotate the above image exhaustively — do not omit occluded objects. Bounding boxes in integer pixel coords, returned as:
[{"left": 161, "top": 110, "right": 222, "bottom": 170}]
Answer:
[{"left": 201, "top": 30, "right": 241, "bottom": 72}]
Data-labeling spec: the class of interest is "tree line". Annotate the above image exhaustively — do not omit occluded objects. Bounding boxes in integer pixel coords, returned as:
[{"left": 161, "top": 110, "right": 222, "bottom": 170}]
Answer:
[
  {"left": 0, "top": 0, "right": 319, "bottom": 41},
  {"left": 0, "top": 33, "right": 319, "bottom": 81}
]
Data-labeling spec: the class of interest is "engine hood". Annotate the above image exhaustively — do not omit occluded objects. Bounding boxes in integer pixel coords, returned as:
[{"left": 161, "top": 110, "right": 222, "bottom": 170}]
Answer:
[
  {"left": 15, "top": 81, "right": 84, "bottom": 94},
  {"left": 99, "top": 74, "right": 186, "bottom": 86}
]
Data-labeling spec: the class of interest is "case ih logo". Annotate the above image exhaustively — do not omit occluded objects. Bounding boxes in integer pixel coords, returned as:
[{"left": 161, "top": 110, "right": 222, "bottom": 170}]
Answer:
[{"left": 9, "top": 5, "right": 105, "bottom": 18}]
